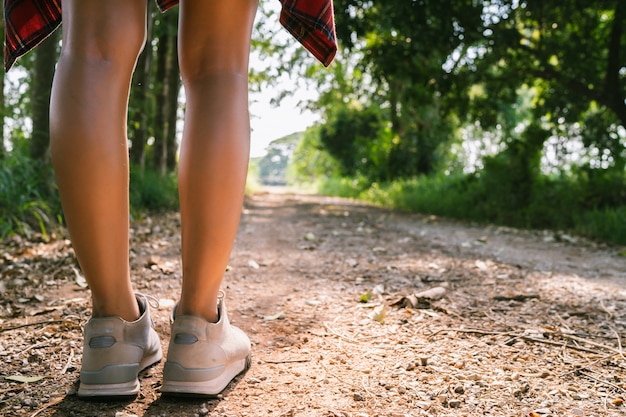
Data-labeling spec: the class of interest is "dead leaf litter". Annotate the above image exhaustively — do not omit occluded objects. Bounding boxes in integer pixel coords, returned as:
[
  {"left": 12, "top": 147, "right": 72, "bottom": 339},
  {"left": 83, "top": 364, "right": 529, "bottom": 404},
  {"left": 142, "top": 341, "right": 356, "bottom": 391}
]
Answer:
[{"left": 1, "top": 190, "right": 625, "bottom": 416}]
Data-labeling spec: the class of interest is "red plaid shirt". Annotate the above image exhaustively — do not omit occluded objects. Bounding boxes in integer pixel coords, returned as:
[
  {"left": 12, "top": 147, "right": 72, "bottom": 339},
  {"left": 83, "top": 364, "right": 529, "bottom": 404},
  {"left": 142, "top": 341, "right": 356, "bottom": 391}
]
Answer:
[{"left": 3, "top": 0, "right": 337, "bottom": 71}]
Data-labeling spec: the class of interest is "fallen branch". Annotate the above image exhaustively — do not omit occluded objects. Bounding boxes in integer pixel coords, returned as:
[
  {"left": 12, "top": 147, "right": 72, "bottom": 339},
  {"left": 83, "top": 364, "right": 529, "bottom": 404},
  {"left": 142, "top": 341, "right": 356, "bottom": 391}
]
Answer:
[{"left": 0, "top": 319, "right": 66, "bottom": 333}]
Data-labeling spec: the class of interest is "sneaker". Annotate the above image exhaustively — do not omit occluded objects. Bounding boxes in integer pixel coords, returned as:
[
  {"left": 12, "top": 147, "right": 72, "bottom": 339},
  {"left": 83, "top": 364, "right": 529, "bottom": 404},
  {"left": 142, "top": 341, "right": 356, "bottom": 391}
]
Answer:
[
  {"left": 78, "top": 293, "right": 163, "bottom": 398},
  {"left": 161, "top": 294, "right": 251, "bottom": 397}
]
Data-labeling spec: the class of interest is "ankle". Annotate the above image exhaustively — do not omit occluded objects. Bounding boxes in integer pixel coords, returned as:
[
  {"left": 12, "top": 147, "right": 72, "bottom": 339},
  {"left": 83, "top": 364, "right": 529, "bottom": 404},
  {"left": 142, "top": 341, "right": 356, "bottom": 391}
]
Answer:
[
  {"left": 175, "top": 303, "right": 219, "bottom": 323},
  {"left": 91, "top": 295, "right": 141, "bottom": 322}
]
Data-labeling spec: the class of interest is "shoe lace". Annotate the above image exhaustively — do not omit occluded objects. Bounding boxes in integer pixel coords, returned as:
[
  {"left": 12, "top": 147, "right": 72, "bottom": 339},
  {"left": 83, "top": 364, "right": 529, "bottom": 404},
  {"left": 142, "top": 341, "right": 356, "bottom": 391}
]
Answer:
[{"left": 136, "top": 292, "right": 160, "bottom": 310}]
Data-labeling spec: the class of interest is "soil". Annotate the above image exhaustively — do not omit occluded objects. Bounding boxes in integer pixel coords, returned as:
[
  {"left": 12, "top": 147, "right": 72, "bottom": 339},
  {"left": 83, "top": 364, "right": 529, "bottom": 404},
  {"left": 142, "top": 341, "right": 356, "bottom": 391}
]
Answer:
[{"left": 1, "top": 189, "right": 625, "bottom": 417}]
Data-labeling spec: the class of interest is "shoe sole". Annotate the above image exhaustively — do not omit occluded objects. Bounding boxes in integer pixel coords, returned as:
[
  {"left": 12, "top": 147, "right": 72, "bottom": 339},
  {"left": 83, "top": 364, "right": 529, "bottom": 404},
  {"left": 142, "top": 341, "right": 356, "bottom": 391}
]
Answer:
[
  {"left": 77, "top": 349, "right": 163, "bottom": 398},
  {"left": 161, "top": 355, "right": 251, "bottom": 397}
]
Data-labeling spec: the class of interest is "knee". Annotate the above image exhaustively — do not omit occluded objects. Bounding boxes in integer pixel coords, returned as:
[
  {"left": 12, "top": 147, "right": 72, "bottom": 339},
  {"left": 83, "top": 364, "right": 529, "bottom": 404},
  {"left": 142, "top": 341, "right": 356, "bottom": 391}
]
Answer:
[
  {"left": 61, "top": 27, "right": 146, "bottom": 72},
  {"left": 179, "top": 51, "right": 249, "bottom": 87}
]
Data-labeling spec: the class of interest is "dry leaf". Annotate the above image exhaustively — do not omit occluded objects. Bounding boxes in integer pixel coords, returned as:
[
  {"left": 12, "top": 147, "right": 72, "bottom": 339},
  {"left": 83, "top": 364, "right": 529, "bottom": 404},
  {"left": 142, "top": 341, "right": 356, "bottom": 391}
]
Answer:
[
  {"left": 263, "top": 311, "right": 285, "bottom": 321},
  {"left": 72, "top": 267, "right": 88, "bottom": 288},
  {"left": 369, "top": 305, "right": 386, "bottom": 323},
  {"left": 5, "top": 375, "right": 45, "bottom": 383},
  {"left": 359, "top": 292, "right": 372, "bottom": 303}
]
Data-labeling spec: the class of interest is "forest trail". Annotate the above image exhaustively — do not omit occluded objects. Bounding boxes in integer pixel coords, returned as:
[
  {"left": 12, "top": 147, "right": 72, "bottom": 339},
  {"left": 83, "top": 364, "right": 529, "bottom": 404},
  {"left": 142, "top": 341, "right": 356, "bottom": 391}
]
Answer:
[{"left": 1, "top": 189, "right": 625, "bottom": 417}]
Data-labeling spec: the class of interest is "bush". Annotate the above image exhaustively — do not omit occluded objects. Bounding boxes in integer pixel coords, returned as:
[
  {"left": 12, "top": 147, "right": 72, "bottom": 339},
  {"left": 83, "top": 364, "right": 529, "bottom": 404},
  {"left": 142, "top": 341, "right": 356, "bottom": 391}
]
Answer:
[
  {"left": 315, "top": 169, "right": 626, "bottom": 245},
  {"left": 129, "top": 166, "right": 179, "bottom": 215},
  {"left": 0, "top": 153, "right": 61, "bottom": 239}
]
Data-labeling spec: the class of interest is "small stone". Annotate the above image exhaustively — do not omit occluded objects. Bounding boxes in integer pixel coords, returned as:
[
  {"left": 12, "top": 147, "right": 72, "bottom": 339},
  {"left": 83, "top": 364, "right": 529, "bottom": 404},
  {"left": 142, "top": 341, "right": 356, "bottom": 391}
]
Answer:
[
  {"left": 453, "top": 385, "right": 464, "bottom": 394},
  {"left": 353, "top": 392, "right": 366, "bottom": 401},
  {"left": 21, "top": 398, "right": 36, "bottom": 407},
  {"left": 198, "top": 407, "right": 209, "bottom": 416},
  {"left": 571, "top": 409, "right": 584, "bottom": 416},
  {"left": 448, "top": 399, "right": 461, "bottom": 408}
]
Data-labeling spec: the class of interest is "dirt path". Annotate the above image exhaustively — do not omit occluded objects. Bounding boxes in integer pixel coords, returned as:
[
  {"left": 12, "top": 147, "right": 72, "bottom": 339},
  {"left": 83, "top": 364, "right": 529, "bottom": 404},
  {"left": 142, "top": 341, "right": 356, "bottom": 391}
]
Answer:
[{"left": 1, "top": 190, "right": 625, "bottom": 417}]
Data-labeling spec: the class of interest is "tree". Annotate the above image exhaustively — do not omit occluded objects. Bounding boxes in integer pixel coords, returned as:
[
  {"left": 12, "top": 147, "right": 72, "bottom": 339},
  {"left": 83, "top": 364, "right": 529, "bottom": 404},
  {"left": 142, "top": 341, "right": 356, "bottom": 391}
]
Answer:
[
  {"left": 0, "top": 0, "right": 5, "bottom": 159},
  {"left": 30, "top": 31, "right": 59, "bottom": 161},
  {"left": 129, "top": 3, "right": 156, "bottom": 169},
  {"left": 331, "top": 0, "right": 486, "bottom": 177},
  {"left": 151, "top": 8, "right": 179, "bottom": 175},
  {"left": 466, "top": 0, "right": 625, "bottom": 169}
]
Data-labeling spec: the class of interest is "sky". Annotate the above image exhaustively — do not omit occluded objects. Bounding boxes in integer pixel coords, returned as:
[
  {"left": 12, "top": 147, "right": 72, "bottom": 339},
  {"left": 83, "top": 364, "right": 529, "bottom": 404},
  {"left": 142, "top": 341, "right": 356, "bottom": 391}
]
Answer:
[
  {"left": 248, "top": 87, "right": 319, "bottom": 158},
  {"left": 246, "top": 1, "right": 323, "bottom": 158}
]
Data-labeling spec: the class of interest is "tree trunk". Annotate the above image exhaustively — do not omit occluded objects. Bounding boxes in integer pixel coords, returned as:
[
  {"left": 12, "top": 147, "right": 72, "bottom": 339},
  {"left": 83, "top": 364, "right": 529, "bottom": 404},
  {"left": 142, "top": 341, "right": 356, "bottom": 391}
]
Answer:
[
  {"left": 129, "top": 3, "right": 156, "bottom": 170},
  {"left": 152, "top": 9, "right": 179, "bottom": 175},
  {"left": 152, "top": 23, "right": 168, "bottom": 174},
  {"left": 0, "top": 0, "right": 5, "bottom": 159},
  {"left": 165, "top": 21, "right": 180, "bottom": 172},
  {"left": 30, "top": 31, "right": 59, "bottom": 161}
]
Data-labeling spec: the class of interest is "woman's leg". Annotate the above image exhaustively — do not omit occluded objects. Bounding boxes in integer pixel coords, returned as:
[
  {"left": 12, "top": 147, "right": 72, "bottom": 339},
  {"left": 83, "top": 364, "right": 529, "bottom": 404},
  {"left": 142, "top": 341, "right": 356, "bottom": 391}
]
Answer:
[
  {"left": 176, "top": 0, "right": 259, "bottom": 322},
  {"left": 49, "top": 0, "right": 147, "bottom": 321}
]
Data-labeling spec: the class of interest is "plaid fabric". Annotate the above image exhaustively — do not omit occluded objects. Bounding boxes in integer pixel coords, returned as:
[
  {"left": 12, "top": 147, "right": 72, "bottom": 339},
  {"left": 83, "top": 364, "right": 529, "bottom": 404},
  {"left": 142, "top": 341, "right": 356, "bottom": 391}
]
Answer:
[
  {"left": 278, "top": 0, "right": 336, "bottom": 67},
  {"left": 3, "top": 0, "right": 337, "bottom": 71}
]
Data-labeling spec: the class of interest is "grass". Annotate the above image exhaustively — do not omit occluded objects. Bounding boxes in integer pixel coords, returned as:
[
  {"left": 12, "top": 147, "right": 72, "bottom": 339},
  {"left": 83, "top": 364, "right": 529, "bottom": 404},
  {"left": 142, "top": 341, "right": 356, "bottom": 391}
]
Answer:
[
  {"left": 314, "top": 172, "right": 626, "bottom": 246},
  {"left": 0, "top": 153, "right": 61, "bottom": 239}
]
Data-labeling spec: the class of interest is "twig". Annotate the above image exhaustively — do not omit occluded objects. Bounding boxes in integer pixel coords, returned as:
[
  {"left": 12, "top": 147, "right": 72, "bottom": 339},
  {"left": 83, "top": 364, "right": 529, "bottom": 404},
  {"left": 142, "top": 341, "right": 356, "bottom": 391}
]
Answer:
[
  {"left": 323, "top": 322, "right": 360, "bottom": 343},
  {"left": 599, "top": 299, "right": 613, "bottom": 320},
  {"left": 521, "top": 336, "right": 603, "bottom": 354},
  {"left": 29, "top": 395, "right": 65, "bottom": 417},
  {"left": 427, "top": 327, "right": 509, "bottom": 338},
  {"left": 262, "top": 358, "right": 311, "bottom": 364},
  {"left": 0, "top": 319, "right": 66, "bottom": 333},
  {"left": 429, "top": 327, "right": 604, "bottom": 354},
  {"left": 18, "top": 341, "right": 51, "bottom": 356},
  {"left": 59, "top": 348, "right": 74, "bottom": 376},
  {"left": 561, "top": 333, "right": 624, "bottom": 355},
  {"left": 578, "top": 371, "right": 626, "bottom": 393},
  {"left": 0, "top": 385, "right": 25, "bottom": 395},
  {"left": 610, "top": 326, "right": 625, "bottom": 360},
  {"left": 559, "top": 353, "right": 622, "bottom": 377}
]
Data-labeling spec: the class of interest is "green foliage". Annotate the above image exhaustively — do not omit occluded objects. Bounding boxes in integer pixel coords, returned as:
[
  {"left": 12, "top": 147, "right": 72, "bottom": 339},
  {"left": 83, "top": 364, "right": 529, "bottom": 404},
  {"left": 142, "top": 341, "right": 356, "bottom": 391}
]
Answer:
[
  {"left": 315, "top": 169, "right": 626, "bottom": 245},
  {"left": 467, "top": 0, "right": 626, "bottom": 164},
  {"left": 129, "top": 165, "right": 179, "bottom": 215},
  {"left": 0, "top": 149, "right": 61, "bottom": 239},
  {"left": 317, "top": 176, "right": 372, "bottom": 199},
  {"left": 319, "top": 101, "right": 393, "bottom": 179},
  {"left": 575, "top": 207, "right": 626, "bottom": 244},
  {"left": 290, "top": 125, "right": 343, "bottom": 183}
]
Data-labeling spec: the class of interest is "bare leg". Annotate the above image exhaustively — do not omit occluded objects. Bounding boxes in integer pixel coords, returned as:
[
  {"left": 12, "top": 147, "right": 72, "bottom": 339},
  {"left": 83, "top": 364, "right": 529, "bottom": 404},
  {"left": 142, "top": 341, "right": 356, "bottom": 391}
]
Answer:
[
  {"left": 49, "top": 0, "right": 147, "bottom": 321},
  {"left": 176, "top": 0, "right": 259, "bottom": 322}
]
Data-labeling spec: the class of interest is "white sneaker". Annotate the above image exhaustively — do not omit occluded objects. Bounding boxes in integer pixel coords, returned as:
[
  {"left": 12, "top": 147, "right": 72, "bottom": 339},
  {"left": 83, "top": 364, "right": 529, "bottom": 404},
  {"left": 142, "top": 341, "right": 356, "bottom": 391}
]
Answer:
[
  {"left": 78, "top": 294, "right": 163, "bottom": 398},
  {"left": 161, "top": 295, "right": 251, "bottom": 397}
]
